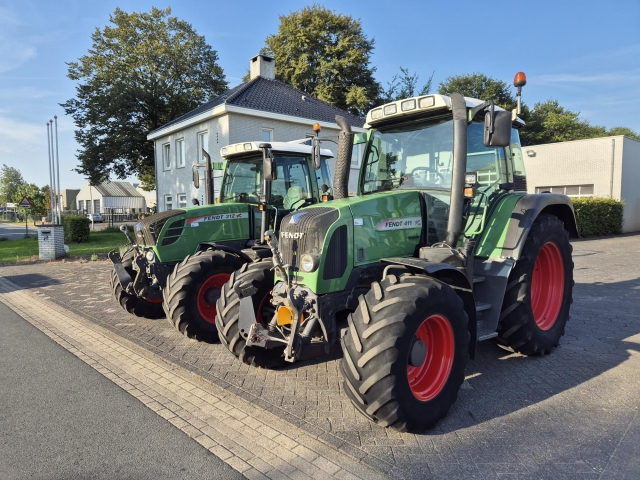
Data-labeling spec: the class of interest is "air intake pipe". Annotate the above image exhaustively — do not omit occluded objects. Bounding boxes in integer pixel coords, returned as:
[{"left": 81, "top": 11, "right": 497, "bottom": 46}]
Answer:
[
  {"left": 333, "top": 115, "right": 353, "bottom": 200},
  {"left": 446, "top": 93, "right": 468, "bottom": 247}
]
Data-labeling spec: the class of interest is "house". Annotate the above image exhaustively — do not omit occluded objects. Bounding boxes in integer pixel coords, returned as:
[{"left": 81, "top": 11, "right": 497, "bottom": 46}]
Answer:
[
  {"left": 523, "top": 135, "right": 640, "bottom": 232},
  {"left": 148, "top": 55, "right": 365, "bottom": 211},
  {"left": 75, "top": 181, "right": 146, "bottom": 215},
  {"left": 59, "top": 189, "right": 80, "bottom": 210}
]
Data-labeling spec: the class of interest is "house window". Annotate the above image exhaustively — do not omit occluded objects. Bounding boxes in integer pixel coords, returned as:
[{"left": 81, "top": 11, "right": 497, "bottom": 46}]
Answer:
[
  {"left": 93, "top": 199, "right": 100, "bottom": 213},
  {"left": 163, "top": 143, "right": 171, "bottom": 170},
  {"left": 262, "top": 128, "right": 273, "bottom": 142},
  {"left": 176, "top": 139, "right": 185, "bottom": 168},
  {"left": 198, "top": 131, "right": 209, "bottom": 163},
  {"left": 536, "top": 185, "right": 594, "bottom": 198},
  {"left": 178, "top": 193, "right": 187, "bottom": 208},
  {"left": 165, "top": 195, "right": 173, "bottom": 211},
  {"left": 78, "top": 200, "right": 84, "bottom": 212}
]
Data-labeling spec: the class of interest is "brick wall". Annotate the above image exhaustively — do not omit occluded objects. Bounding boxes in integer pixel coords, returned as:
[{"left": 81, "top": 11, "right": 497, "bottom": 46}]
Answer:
[{"left": 38, "top": 225, "right": 65, "bottom": 261}]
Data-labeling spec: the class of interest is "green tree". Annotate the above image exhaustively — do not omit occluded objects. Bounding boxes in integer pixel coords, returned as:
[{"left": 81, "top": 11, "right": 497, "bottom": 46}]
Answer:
[
  {"left": 381, "top": 67, "right": 434, "bottom": 102},
  {"left": 0, "top": 165, "right": 25, "bottom": 205},
  {"left": 607, "top": 126, "right": 640, "bottom": 141},
  {"left": 438, "top": 73, "right": 516, "bottom": 111},
  {"left": 520, "top": 100, "right": 606, "bottom": 145},
  {"left": 264, "top": 5, "right": 380, "bottom": 116},
  {"left": 15, "top": 184, "right": 47, "bottom": 223},
  {"left": 62, "top": 7, "right": 227, "bottom": 190}
]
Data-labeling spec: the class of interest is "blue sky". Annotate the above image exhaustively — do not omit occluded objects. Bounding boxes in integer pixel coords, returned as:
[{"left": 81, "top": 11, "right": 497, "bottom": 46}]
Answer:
[{"left": 1, "top": 0, "right": 638, "bottom": 189}]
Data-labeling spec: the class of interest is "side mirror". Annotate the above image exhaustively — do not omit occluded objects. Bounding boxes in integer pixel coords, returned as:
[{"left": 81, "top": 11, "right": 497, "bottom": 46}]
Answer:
[
  {"left": 312, "top": 138, "right": 322, "bottom": 170},
  {"left": 260, "top": 143, "right": 277, "bottom": 181},
  {"left": 192, "top": 168, "right": 200, "bottom": 189},
  {"left": 484, "top": 110, "right": 512, "bottom": 147}
]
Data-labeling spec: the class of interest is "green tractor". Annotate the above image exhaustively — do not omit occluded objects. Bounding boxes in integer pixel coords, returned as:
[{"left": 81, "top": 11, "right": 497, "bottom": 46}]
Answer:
[
  {"left": 216, "top": 77, "right": 578, "bottom": 431},
  {"left": 109, "top": 139, "right": 335, "bottom": 342}
]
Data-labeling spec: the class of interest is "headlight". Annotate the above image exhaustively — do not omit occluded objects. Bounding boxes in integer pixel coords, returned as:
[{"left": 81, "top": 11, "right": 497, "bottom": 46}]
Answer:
[
  {"left": 300, "top": 254, "right": 318, "bottom": 272},
  {"left": 145, "top": 250, "right": 155, "bottom": 262}
]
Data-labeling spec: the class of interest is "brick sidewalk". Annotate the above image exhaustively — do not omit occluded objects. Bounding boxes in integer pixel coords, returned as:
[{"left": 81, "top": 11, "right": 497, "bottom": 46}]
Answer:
[{"left": 1, "top": 234, "right": 639, "bottom": 479}]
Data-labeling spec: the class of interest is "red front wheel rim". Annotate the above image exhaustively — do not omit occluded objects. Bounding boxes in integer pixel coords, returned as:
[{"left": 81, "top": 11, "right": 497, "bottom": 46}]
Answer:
[
  {"left": 531, "top": 242, "right": 565, "bottom": 330},
  {"left": 143, "top": 297, "right": 163, "bottom": 304},
  {"left": 197, "top": 273, "right": 231, "bottom": 324},
  {"left": 407, "top": 314, "right": 455, "bottom": 401}
]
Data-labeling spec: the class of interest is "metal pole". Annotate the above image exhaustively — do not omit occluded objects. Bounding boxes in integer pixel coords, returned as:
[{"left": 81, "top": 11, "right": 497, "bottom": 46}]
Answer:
[
  {"left": 46, "top": 122, "right": 55, "bottom": 223},
  {"left": 54, "top": 116, "right": 62, "bottom": 224},
  {"left": 48, "top": 121, "right": 58, "bottom": 223}
]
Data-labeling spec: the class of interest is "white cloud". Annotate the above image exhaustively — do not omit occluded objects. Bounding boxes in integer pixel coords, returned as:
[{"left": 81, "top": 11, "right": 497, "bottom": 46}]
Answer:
[
  {"left": 0, "top": 116, "right": 47, "bottom": 156},
  {"left": 0, "top": 86, "right": 57, "bottom": 99},
  {"left": 536, "top": 72, "right": 640, "bottom": 85},
  {"left": 0, "top": 7, "right": 37, "bottom": 73}
]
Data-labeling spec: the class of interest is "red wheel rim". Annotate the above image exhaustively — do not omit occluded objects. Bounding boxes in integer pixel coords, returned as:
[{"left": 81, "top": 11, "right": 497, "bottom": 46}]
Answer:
[
  {"left": 531, "top": 242, "right": 565, "bottom": 330},
  {"left": 143, "top": 297, "right": 163, "bottom": 304},
  {"left": 197, "top": 273, "right": 231, "bottom": 324},
  {"left": 407, "top": 314, "right": 454, "bottom": 401},
  {"left": 256, "top": 292, "right": 273, "bottom": 328}
]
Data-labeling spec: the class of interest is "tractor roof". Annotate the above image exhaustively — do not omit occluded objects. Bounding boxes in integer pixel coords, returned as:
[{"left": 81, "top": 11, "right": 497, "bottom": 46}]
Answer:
[
  {"left": 364, "top": 94, "right": 525, "bottom": 128},
  {"left": 220, "top": 140, "right": 333, "bottom": 160}
]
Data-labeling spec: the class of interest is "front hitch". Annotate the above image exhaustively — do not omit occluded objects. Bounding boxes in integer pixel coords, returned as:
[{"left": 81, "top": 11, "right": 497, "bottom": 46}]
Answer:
[{"left": 108, "top": 250, "right": 134, "bottom": 290}]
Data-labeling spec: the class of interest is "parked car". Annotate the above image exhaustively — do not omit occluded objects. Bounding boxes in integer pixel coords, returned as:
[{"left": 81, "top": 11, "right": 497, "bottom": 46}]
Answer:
[{"left": 87, "top": 213, "right": 103, "bottom": 223}]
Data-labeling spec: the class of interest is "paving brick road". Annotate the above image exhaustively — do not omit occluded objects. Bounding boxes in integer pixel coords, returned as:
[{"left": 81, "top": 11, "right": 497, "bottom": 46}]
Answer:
[{"left": 0, "top": 234, "right": 638, "bottom": 479}]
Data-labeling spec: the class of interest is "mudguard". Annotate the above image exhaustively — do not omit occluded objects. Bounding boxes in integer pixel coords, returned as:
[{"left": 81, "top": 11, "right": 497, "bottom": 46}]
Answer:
[
  {"left": 501, "top": 194, "right": 578, "bottom": 260},
  {"left": 476, "top": 193, "right": 578, "bottom": 260}
]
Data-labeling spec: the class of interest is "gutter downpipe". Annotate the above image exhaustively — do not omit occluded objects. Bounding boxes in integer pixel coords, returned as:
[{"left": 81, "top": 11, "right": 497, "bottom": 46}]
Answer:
[
  {"left": 446, "top": 93, "right": 468, "bottom": 247},
  {"left": 609, "top": 138, "right": 615, "bottom": 199}
]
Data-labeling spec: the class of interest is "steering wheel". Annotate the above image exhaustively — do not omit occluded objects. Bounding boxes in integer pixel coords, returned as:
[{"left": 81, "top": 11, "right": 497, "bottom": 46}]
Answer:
[{"left": 409, "top": 167, "right": 445, "bottom": 185}]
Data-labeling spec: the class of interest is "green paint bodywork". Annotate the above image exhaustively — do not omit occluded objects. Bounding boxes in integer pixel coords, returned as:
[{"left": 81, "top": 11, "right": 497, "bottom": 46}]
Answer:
[
  {"left": 278, "top": 190, "right": 533, "bottom": 295},
  {"left": 473, "top": 193, "right": 526, "bottom": 258},
  {"left": 146, "top": 203, "right": 255, "bottom": 263}
]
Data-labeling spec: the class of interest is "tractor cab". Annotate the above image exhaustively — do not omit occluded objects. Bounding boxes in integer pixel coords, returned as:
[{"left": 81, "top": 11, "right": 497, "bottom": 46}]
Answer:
[{"left": 220, "top": 141, "right": 333, "bottom": 211}]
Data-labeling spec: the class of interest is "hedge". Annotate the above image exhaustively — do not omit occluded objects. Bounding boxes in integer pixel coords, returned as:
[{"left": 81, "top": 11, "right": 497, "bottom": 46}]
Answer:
[
  {"left": 62, "top": 215, "right": 91, "bottom": 243},
  {"left": 572, "top": 197, "right": 624, "bottom": 237}
]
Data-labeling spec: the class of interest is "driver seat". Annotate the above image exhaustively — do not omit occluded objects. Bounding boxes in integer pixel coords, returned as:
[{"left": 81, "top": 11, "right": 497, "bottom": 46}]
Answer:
[{"left": 284, "top": 186, "right": 305, "bottom": 209}]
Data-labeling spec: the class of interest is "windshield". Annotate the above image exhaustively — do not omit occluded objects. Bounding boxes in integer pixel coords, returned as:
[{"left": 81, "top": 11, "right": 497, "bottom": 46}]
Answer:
[
  {"left": 220, "top": 154, "right": 330, "bottom": 209},
  {"left": 361, "top": 118, "right": 454, "bottom": 194}
]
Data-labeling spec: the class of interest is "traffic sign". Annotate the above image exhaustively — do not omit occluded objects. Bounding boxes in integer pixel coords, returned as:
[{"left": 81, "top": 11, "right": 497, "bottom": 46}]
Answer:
[{"left": 19, "top": 196, "right": 31, "bottom": 208}]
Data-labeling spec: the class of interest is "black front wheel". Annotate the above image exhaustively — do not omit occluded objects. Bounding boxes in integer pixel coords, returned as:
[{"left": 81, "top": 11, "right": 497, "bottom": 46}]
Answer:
[
  {"left": 109, "top": 249, "right": 164, "bottom": 319},
  {"left": 341, "top": 274, "right": 469, "bottom": 432},
  {"left": 216, "top": 260, "right": 285, "bottom": 369},
  {"left": 163, "top": 250, "right": 245, "bottom": 342}
]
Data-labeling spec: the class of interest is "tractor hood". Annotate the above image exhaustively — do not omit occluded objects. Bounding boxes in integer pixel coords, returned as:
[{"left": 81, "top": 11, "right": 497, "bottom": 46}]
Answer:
[{"left": 137, "top": 202, "right": 255, "bottom": 263}]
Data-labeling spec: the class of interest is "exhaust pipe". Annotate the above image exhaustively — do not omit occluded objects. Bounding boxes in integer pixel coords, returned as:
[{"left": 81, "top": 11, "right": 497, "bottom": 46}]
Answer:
[
  {"left": 446, "top": 93, "right": 468, "bottom": 247},
  {"left": 333, "top": 115, "right": 353, "bottom": 200}
]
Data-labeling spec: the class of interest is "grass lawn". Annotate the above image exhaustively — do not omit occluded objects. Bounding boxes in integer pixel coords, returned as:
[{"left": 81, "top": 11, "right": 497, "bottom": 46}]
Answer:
[{"left": 0, "top": 231, "right": 128, "bottom": 264}]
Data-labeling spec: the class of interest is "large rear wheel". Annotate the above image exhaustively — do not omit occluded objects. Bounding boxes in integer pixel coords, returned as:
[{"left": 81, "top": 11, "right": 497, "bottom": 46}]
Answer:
[
  {"left": 163, "top": 250, "right": 245, "bottom": 342},
  {"left": 341, "top": 274, "right": 469, "bottom": 432},
  {"left": 497, "top": 214, "right": 574, "bottom": 355},
  {"left": 216, "top": 260, "right": 284, "bottom": 368},
  {"left": 110, "top": 249, "right": 164, "bottom": 319}
]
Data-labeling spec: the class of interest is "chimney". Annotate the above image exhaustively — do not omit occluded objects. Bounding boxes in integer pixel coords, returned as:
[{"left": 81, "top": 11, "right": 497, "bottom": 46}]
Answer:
[{"left": 250, "top": 54, "right": 275, "bottom": 80}]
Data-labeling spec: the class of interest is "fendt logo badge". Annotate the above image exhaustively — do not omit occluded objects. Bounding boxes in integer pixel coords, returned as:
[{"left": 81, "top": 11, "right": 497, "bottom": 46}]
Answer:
[{"left": 281, "top": 231, "right": 305, "bottom": 239}]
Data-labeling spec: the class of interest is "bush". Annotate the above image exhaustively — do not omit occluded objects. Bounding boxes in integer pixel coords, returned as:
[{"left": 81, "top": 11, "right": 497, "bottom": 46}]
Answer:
[
  {"left": 572, "top": 197, "right": 624, "bottom": 236},
  {"left": 62, "top": 215, "right": 91, "bottom": 243}
]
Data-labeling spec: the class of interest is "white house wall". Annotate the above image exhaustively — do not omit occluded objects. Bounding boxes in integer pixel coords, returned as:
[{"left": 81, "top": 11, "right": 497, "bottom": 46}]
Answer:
[
  {"left": 524, "top": 136, "right": 624, "bottom": 200},
  {"left": 154, "top": 116, "right": 230, "bottom": 211},
  {"left": 621, "top": 137, "right": 640, "bottom": 232}
]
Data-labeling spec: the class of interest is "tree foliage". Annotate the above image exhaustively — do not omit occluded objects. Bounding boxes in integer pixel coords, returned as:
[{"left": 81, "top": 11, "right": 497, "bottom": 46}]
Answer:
[
  {"left": 607, "top": 126, "right": 640, "bottom": 141},
  {"left": 62, "top": 7, "right": 227, "bottom": 190},
  {"left": 15, "top": 183, "right": 47, "bottom": 221},
  {"left": 381, "top": 67, "right": 434, "bottom": 102},
  {"left": 264, "top": 5, "right": 380, "bottom": 116},
  {"left": 0, "top": 165, "right": 25, "bottom": 205},
  {"left": 520, "top": 100, "right": 606, "bottom": 145},
  {"left": 438, "top": 73, "right": 516, "bottom": 111}
]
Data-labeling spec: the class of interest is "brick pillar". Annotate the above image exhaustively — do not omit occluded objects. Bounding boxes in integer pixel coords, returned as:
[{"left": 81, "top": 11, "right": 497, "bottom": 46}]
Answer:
[{"left": 38, "top": 225, "right": 65, "bottom": 260}]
